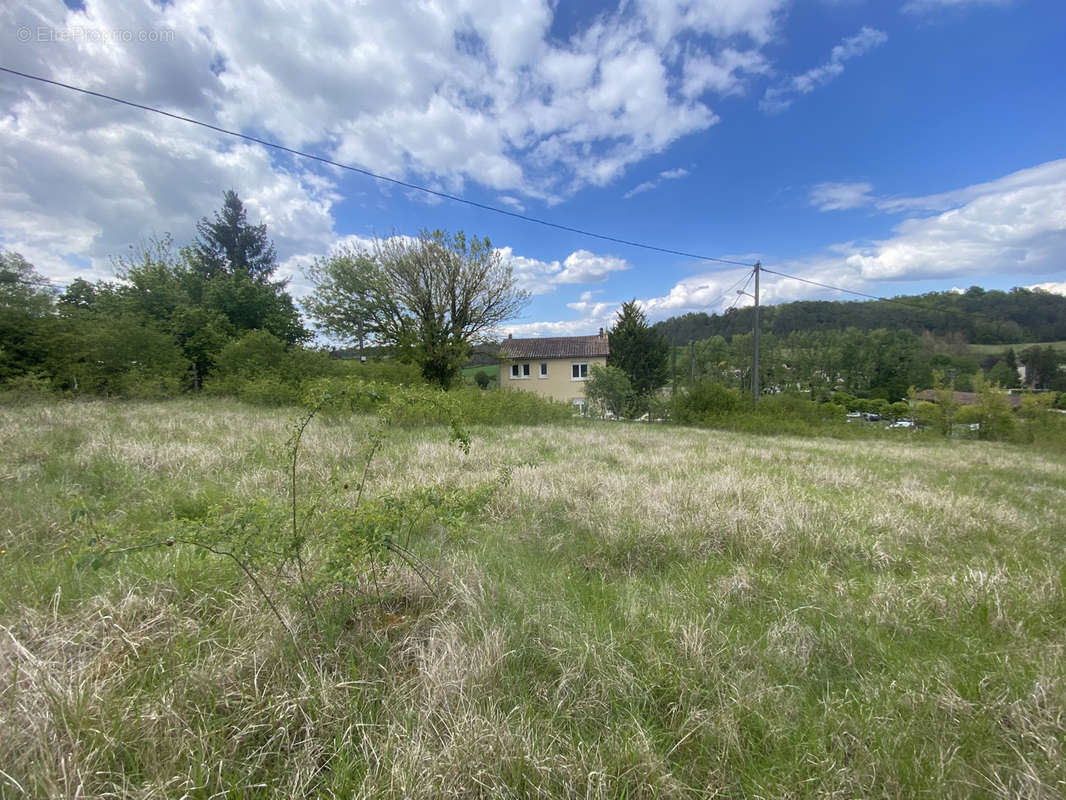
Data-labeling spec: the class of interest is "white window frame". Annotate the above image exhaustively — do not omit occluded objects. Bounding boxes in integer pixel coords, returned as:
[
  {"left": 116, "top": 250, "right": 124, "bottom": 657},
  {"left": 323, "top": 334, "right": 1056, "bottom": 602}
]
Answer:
[
  {"left": 571, "top": 361, "right": 589, "bottom": 381},
  {"left": 539, "top": 362, "right": 548, "bottom": 378},
  {"left": 510, "top": 362, "right": 531, "bottom": 379}
]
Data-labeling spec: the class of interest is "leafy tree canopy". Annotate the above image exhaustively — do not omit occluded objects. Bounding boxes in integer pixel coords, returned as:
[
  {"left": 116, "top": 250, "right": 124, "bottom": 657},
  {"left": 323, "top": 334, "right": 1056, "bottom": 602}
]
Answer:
[{"left": 305, "top": 230, "right": 529, "bottom": 389}]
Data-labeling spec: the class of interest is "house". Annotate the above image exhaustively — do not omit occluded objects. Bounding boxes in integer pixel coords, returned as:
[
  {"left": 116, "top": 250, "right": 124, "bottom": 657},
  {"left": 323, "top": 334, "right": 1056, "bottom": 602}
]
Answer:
[{"left": 497, "top": 330, "right": 610, "bottom": 409}]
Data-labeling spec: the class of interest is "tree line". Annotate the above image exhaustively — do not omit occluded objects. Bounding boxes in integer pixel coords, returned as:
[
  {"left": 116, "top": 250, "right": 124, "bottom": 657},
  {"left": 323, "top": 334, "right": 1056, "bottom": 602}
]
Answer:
[
  {"left": 670, "top": 327, "right": 1064, "bottom": 401},
  {"left": 653, "top": 287, "right": 1066, "bottom": 346},
  {"left": 1, "top": 192, "right": 530, "bottom": 400},
  {"left": 2, "top": 190, "right": 1063, "bottom": 409}
]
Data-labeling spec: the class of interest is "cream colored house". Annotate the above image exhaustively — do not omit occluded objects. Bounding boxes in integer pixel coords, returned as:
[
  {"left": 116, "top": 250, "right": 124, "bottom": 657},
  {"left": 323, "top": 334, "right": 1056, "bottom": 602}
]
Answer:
[{"left": 497, "top": 331, "right": 609, "bottom": 409}]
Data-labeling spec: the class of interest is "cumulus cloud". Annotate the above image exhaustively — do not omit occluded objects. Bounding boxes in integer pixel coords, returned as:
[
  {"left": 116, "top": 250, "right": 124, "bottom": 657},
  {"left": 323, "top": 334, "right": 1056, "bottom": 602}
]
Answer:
[
  {"left": 0, "top": 0, "right": 796, "bottom": 281},
  {"left": 1027, "top": 281, "right": 1066, "bottom": 296},
  {"left": 641, "top": 159, "right": 1066, "bottom": 316},
  {"left": 500, "top": 247, "right": 631, "bottom": 294},
  {"left": 641, "top": 268, "right": 755, "bottom": 317},
  {"left": 502, "top": 288, "right": 620, "bottom": 338},
  {"left": 760, "top": 26, "right": 887, "bottom": 114}
]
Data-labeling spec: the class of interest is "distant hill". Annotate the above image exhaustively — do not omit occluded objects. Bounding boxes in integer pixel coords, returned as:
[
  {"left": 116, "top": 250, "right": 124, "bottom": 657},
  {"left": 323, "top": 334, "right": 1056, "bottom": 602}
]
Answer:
[{"left": 652, "top": 286, "right": 1066, "bottom": 345}]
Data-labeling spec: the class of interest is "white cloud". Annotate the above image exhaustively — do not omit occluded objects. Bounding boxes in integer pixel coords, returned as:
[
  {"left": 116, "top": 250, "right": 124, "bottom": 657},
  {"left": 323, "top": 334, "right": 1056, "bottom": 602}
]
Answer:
[
  {"left": 875, "top": 160, "right": 1066, "bottom": 213},
  {"left": 556, "top": 250, "right": 630, "bottom": 283},
  {"left": 502, "top": 318, "right": 611, "bottom": 338},
  {"left": 637, "top": 0, "right": 787, "bottom": 47},
  {"left": 843, "top": 162, "right": 1066, "bottom": 281},
  {"left": 1, "top": 0, "right": 791, "bottom": 281},
  {"left": 812, "top": 161, "right": 1066, "bottom": 218},
  {"left": 682, "top": 48, "right": 771, "bottom": 98},
  {"left": 499, "top": 247, "right": 631, "bottom": 294},
  {"left": 622, "top": 167, "right": 690, "bottom": 199},
  {"left": 1028, "top": 281, "right": 1066, "bottom": 296},
  {"left": 623, "top": 181, "right": 660, "bottom": 200},
  {"left": 642, "top": 159, "right": 1066, "bottom": 315},
  {"left": 903, "top": 0, "right": 1013, "bottom": 14},
  {"left": 810, "top": 181, "right": 876, "bottom": 211},
  {"left": 760, "top": 26, "right": 887, "bottom": 114},
  {"left": 503, "top": 287, "right": 619, "bottom": 337},
  {"left": 497, "top": 196, "right": 526, "bottom": 213}
]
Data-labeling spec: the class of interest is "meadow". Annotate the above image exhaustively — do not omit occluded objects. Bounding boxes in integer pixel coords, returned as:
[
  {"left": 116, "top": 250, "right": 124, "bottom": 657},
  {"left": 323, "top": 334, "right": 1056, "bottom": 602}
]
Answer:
[{"left": 2, "top": 399, "right": 1065, "bottom": 799}]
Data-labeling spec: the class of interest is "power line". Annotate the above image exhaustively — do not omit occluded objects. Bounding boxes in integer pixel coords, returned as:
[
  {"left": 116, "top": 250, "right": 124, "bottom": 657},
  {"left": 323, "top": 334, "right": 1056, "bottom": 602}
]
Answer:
[
  {"left": 723, "top": 269, "right": 755, "bottom": 313},
  {"left": 0, "top": 66, "right": 756, "bottom": 269}
]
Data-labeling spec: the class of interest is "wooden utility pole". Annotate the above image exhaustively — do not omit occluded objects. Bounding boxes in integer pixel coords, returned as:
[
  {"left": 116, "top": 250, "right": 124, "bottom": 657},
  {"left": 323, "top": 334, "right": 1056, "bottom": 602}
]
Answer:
[
  {"left": 752, "top": 262, "right": 761, "bottom": 403},
  {"left": 689, "top": 340, "right": 695, "bottom": 386}
]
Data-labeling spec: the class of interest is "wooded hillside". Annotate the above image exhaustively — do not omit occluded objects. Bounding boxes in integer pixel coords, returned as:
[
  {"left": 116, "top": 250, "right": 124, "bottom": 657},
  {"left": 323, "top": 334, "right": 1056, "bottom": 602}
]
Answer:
[{"left": 652, "top": 286, "right": 1066, "bottom": 345}]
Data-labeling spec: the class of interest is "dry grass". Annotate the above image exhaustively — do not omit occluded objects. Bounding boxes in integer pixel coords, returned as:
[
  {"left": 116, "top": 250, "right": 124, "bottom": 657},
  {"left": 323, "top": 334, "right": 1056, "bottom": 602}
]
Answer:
[{"left": 1, "top": 398, "right": 1065, "bottom": 798}]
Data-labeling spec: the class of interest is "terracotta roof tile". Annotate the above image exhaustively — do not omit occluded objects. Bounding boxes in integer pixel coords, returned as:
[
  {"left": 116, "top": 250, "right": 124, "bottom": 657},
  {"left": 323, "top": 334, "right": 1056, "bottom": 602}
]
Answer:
[{"left": 498, "top": 335, "right": 609, "bottom": 359}]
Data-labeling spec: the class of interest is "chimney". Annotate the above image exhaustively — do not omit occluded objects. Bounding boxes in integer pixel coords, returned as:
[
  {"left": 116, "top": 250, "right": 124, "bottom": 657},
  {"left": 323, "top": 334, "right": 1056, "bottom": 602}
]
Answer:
[
  {"left": 598, "top": 327, "right": 604, "bottom": 339},
  {"left": 508, "top": 333, "right": 513, "bottom": 339}
]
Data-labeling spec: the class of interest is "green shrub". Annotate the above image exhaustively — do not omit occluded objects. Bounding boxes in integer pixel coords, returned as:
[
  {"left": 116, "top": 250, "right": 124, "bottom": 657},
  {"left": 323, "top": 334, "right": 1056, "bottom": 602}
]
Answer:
[
  {"left": 113, "top": 369, "right": 184, "bottom": 400},
  {"left": 236, "top": 376, "right": 303, "bottom": 407},
  {"left": 450, "top": 387, "right": 573, "bottom": 425},
  {"left": 333, "top": 358, "right": 424, "bottom": 385},
  {"left": 670, "top": 381, "right": 742, "bottom": 424},
  {"left": 670, "top": 384, "right": 858, "bottom": 437},
  {"left": 0, "top": 371, "right": 55, "bottom": 402}
]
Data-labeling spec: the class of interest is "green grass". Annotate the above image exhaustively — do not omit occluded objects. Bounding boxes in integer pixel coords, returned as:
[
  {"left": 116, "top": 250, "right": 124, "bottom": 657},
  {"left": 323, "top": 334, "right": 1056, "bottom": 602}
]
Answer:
[
  {"left": 461, "top": 364, "right": 499, "bottom": 386},
  {"left": 2, "top": 399, "right": 1065, "bottom": 798},
  {"left": 967, "top": 340, "right": 1066, "bottom": 357}
]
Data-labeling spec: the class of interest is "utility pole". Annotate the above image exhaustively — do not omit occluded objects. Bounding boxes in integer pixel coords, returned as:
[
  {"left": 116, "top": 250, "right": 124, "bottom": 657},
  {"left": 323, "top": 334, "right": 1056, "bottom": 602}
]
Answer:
[
  {"left": 752, "top": 261, "right": 760, "bottom": 403},
  {"left": 689, "top": 340, "right": 695, "bottom": 386}
]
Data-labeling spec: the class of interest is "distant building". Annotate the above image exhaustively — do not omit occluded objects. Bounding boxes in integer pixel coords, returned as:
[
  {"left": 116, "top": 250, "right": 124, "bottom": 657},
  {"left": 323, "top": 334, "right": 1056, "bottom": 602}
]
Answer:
[{"left": 497, "top": 330, "right": 610, "bottom": 410}]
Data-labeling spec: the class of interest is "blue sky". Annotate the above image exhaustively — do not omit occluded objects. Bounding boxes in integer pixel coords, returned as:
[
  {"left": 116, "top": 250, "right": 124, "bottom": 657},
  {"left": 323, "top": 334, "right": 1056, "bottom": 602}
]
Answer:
[{"left": 2, "top": 0, "right": 1064, "bottom": 337}]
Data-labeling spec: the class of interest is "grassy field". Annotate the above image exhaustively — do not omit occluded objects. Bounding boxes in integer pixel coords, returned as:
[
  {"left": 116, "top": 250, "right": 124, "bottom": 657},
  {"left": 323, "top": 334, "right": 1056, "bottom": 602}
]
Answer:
[
  {"left": 967, "top": 340, "right": 1066, "bottom": 357},
  {"left": 2, "top": 400, "right": 1065, "bottom": 799},
  {"left": 461, "top": 364, "right": 499, "bottom": 386}
]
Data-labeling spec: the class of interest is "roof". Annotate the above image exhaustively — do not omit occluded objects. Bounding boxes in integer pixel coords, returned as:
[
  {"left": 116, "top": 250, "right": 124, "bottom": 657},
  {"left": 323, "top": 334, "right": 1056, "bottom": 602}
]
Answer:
[
  {"left": 914, "top": 389, "right": 1023, "bottom": 409},
  {"left": 498, "top": 334, "right": 609, "bottom": 360}
]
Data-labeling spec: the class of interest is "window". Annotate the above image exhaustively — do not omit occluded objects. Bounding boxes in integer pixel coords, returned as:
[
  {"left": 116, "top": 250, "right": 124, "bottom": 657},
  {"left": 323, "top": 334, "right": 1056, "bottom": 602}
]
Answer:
[
  {"left": 511, "top": 363, "right": 531, "bottom": 379},
  {"left": 510, "top": 364, "right": 519, "bottom": 378},
  {"left": 522, "top": 363, "right": 531, "bottom": 377},
  {"left": 539, "top": 362, "right": 548, "bottom": 378},
  {"left": 571, "top": 362, "right": 588, "bottom": 380}
]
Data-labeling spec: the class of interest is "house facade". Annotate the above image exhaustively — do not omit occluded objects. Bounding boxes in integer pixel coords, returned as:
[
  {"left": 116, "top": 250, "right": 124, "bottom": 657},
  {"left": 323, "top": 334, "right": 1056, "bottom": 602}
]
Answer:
[{"left": 497, "top": 331, "right": 609, "bottom": 408}]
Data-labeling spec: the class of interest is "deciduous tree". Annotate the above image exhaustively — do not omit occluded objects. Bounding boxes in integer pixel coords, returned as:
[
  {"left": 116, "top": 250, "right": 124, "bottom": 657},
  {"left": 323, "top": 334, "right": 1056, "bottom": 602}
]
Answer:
[{"left": 305, "top": 230, "right": 528, "bottom": 389}]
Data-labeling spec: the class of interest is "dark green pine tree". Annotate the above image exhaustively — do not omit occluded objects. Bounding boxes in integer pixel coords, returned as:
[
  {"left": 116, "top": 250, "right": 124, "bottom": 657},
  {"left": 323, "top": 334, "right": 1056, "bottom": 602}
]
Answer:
[
  {"left": 194, "top": 190, "right": 278, "bottom": 283},
  {"left": 608, "top": 300, "right": 670, "bottom": 398}
]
